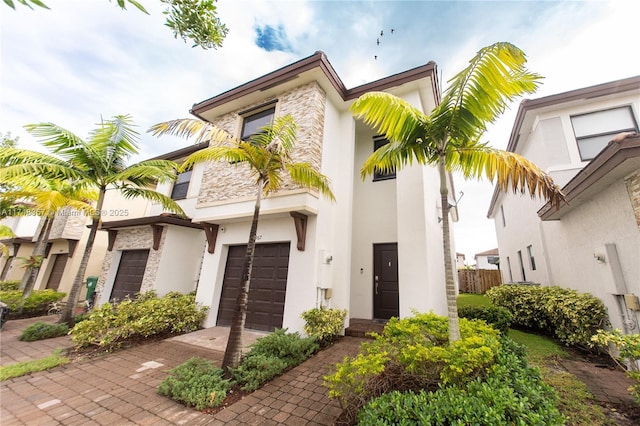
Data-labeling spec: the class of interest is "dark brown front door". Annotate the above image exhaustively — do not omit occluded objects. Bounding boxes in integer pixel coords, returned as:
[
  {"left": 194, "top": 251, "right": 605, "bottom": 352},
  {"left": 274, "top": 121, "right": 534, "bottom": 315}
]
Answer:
[
  {"left": 217, "top": 242, "right": 290, "bottom": 332},
  {"left": 46, "top": 254, "right": 68, "bottom": 291},
  {"left": 110, "top": 249, "right": 149, "bottom": 302},
  {"left": 373, "top": 243, "right": 399, "bottom": 320}
]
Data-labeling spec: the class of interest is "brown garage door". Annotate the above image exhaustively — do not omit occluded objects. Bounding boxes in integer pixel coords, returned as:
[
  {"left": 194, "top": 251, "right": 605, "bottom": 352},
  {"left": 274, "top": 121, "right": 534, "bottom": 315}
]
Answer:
[
  {"left": 110, "top": 249, "right": 149, "bottom": 302},
  {"left": 217, "top": 242, "right": 290, "bottom": 332},
  {"left": 46, "top": 254, "right": 68, "bottom": 291}
]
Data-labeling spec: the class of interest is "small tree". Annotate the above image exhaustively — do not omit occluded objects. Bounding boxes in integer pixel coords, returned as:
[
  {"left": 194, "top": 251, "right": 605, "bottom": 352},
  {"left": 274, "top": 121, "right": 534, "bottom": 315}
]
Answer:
[
  {"left": 150, "top": 115, "right": 335, "bottom": 372},
  {"left": 0, "top": 115, "right": 185, "bottom": 326}
]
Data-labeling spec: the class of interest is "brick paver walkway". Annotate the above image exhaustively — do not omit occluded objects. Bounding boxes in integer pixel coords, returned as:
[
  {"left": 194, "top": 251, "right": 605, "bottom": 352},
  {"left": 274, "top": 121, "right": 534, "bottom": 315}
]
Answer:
[{"left": 1, "top": 316, "right": 364, "bottom": 425}]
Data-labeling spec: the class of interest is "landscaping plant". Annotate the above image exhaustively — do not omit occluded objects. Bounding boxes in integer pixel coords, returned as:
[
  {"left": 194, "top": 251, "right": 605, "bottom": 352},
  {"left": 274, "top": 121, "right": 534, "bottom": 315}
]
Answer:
[
  {"left": 70, "top": 291, "right": 207, "bottom": 350},
  {"left": 19, "top": 321, "right": 69, "bottom": 341},
  {"left": 0, "top": 289, "right": 65, "bottom": 318},
  {"left": 324, "top": 312, "right": 502, "bottom": 423},
  {"left": 301, "top": 306, "right": 347, "bottom": 344},
  {"left": 591, "top": 329, "right": 640, "bottom": 403},
  {"left": 357, "top": 337, "right": 564, "bottom": 425},
  {"left": 157, "top": 357, "right": 230, "bottom": 410},
  {"left": 486, "top": 284, "right": 606, "bottom": 348},
  {"left": 458, "top": 305, "right": 512, "bottom": 334}
]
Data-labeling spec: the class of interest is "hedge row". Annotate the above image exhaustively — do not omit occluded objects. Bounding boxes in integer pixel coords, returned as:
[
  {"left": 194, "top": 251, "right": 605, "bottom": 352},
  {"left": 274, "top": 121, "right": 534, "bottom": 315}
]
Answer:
[{"left": 486, "top": 285, "right": 607, "bottom": 348}]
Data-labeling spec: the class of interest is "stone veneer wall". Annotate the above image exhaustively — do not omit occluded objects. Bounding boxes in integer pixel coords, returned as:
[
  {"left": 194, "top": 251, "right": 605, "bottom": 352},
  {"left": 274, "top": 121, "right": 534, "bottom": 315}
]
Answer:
[
  {"left": 48, "top": 208, "right": 87, "bottom": 240},
  {"left": 95, "top": 226, "right": 166, "bottom": 299},
  {"left": 625, "top": 170, "right": 640, "bottom": 228},
  {"left": 197, "top": 81, "right": 327, "bottom": 206}
]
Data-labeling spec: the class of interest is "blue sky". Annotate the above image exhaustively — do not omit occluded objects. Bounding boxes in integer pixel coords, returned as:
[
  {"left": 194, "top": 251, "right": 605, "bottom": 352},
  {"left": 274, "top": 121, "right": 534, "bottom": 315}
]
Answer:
[{"left": 1, "top": 0, "right": 639, "bottom": 260}]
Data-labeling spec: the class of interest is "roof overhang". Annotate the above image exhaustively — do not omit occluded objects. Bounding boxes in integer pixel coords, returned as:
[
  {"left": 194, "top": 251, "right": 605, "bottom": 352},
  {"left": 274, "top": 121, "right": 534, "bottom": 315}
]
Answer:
[
  {"left": 99, "top": 214, "right": 205, "bottom": 230},
  {"left": 190, "top": 51, "right": 439, "bottom": 122},
  {"left": 538, "top": 134, "right": 640, "bottom": 220}
]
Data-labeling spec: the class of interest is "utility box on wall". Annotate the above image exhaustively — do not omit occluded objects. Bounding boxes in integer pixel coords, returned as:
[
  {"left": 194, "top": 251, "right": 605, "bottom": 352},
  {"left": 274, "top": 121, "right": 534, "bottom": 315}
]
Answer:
[{"left": 624, "top": 294, "right": 640, "bottom": 311}]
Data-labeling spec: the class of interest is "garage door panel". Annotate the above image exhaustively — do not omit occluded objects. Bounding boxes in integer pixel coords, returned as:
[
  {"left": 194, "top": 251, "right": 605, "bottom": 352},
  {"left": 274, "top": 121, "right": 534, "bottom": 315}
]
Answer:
[
  {"left": 110, "top": 250, "right": 149, "bottom": 302},
  {"left": 217, "top": 242, "right": 290, "bottom": 332}
]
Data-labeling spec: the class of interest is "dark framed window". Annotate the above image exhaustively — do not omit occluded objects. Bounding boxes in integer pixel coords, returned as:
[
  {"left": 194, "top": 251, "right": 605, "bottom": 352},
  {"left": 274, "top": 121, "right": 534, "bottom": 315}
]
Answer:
[
  {"left": 373, "top": 136, "right": 396, "bottom": 181},
  {"left": 527, "top": 245, "right": 536, "bottom": 270},
  {"left": 571, "top": 106, "right": 638, "bottom": 161},
  {"left": 500, "top": 205, "right": 506, "bottom": 227},
  {"left": 506, "top": 256, "right": 513, "bottom": 282},
  {"left": 171, "top": 169, "right": 192, "bottom": 200},
  {"left": 517, "top": 250, "right": 526, "bottom": 282},
  {"left": 241, "top": 107, "right": 275, "bottom": 140}
]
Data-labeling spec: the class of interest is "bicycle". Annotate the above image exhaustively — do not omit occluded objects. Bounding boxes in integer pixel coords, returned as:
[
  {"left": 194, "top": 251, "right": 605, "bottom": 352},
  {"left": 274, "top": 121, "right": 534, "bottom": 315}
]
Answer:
[{"left": 47, "top": 301, "right": 67, "bottom": 316}]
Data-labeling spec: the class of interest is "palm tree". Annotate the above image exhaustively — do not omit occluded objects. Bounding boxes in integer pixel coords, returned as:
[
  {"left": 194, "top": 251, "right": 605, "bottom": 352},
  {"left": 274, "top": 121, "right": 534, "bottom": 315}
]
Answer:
[
  {"left": 150, "top": 115, "right": 335, "bottom": 372},
  {"left": 2, "top": 176, "right": 97, "bottom": 298},
  {"left": 0, "top": 115, "right": 185, "bottom": 325},
  {"left": 350, "top": 42, "right": 565, "bottom": 342}
]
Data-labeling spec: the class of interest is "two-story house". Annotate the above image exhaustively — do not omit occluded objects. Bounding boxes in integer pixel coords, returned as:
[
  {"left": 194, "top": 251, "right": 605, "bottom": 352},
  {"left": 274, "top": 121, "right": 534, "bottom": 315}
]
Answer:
[
  {"left": 94, "top": 51, "right": 459, "bottom": 334},
  {"left": 487, "top": 76, "right": 640, "bottom": 333}
]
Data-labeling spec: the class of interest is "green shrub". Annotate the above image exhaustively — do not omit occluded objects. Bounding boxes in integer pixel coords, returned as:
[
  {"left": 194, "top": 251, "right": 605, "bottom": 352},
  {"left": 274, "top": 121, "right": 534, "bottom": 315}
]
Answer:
[
  {"left": 324, "top": 312, "right": 501, "bottom": 423},
  {"left": 486, "top": 285, "right": 606, "bottom": 348},
  {"left": 230, "top": 328, "right": 318, "bottom": 391},
  {"left": 458, "top": 305, "right": 512, "bottom": 334},
  {"left": 0, "top": 280, "right": 20, "bottom": 291},
  {"left": 157, "top": 357, "right": 230, "bottom": 410},
  {"left": 357, "top": 337, "right": 564, "bottom": 425},
  {"left": 592, "top": 329, "right": 640, "bottom": 403},
  {"left": 301, "top": 306, "right": 347, "bottom": 344},
  {"left": 230, "top": 354, "right": 288, "bottom": 391},
  {"left": 70, "top": 291, "right": 208, "bottom": 349},
  {"left": 19, "top": 321, "right": 69, "bottom": 341},
  {"left": 0, "top": 289, "right": 66, "bottom": 317}
]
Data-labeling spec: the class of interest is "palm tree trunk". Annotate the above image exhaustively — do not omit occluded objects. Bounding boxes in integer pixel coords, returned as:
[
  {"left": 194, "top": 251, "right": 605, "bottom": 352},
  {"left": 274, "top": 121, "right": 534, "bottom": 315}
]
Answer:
[
  {"left": 20, "top": 215, "right": 54, "bottom": 300},
  {"left": 59, "top": 188, "right": 105, "bottom": 327},
  {"left": 438, "top": 156, "right": 461, "bottom": 342},
  {"left": 222, "top": 181, "right": 263, "bottom": 375}
]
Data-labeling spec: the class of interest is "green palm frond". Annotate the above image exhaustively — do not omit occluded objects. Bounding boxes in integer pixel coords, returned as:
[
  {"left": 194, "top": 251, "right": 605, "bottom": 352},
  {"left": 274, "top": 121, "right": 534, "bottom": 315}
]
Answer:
[
  {"left": 286, "top": 163, "right": 335, "bottom": 202},
  {"left": 119, "top": 186, "right": 186, "bottom": 217},
  {"left": 108, "top": 159, "right": 179, "bottom": 186},
  {"left": 149, "top": 118, "right": 230, "bottom": 145},
  {"left": 23, "top": 123, "right": 86, "bottom": 158},
  {"left": 449, "top": 146, "right": 565, "bottom": 208},
  {"left": 350, "top": 92, "right": 430, "bottom": 146},
  {"left": 360, "top": 137, "right": 435, "bottom": 179},
  {"left": 250, "top": 116, "right": 298, "bottom": 153},
  {"left": 90, "top": 115, "right": 140, "bottom": 171},
  {"left": 180, "top": 145, "right": 249, "bottom": 172},
  {"left": 433, "top": 42, "right": 542, "bottom": 144}
]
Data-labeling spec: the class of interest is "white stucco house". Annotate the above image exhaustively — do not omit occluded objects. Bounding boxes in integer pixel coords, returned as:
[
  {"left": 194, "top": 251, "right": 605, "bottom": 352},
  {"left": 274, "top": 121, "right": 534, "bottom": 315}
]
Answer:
[
  {"left": 487, "top": 76, "right": 640, "bottom": 333},
  {"left": 94, "top": 51, "right": 459, "bottom": 333},
  {"left": 474, "top": 248, "right": 499, "bottom": 270}
]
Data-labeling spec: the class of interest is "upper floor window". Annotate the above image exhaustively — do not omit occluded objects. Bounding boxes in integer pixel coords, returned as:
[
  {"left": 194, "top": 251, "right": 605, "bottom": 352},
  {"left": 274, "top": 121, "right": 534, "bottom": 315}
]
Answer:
[
  {"left": 373, "top": 136, "right": 396, "bottom": 181},
  {"left": 500, "top": 205, "right": 506, "bottom": 227},
  {"left": 171, "top": 169, "right": 192, "bottom": 200},
  {"left": 571, "top": 106, "right": 638, "bottom": 161},
  {"left": 241, "top": 107, "right": 275, "bottom": 140}
]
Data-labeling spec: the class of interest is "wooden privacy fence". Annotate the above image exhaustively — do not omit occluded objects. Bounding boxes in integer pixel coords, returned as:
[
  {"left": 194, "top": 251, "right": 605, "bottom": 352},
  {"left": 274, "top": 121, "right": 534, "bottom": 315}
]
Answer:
[{"left": 458, "top": 269, "right": 502, "bottom": 294}]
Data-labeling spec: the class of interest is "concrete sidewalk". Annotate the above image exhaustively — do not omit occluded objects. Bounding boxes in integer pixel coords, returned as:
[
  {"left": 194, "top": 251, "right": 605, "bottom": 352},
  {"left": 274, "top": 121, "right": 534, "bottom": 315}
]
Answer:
[{"left": 1, "top": 316, "right": 363, "bottom": 425}]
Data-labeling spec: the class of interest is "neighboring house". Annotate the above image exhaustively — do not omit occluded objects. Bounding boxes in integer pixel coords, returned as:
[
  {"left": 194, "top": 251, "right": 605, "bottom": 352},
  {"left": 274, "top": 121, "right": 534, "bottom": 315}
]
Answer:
[
  {"left": 487, "top": 76, "right": 640, "bottom": 333},
  {"left": 95, "top": 51, "right": 459, "bottom": 333},
  {"left": 474, "top": 248, "right": 499, "bottom": 270},
  {"left": 456, "top": 252, "right": 466, "bottom": 269},
  {"left": 0, "top": 193, "right": 148, "bottom": 301}
]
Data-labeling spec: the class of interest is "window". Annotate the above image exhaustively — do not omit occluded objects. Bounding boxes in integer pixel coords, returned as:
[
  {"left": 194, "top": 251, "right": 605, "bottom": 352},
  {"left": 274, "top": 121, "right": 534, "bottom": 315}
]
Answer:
[
  {"left": 241, "top": 107, "right": 275, "bottom": 140},
  {"left": 527, "top": 245, "right": 536, "bottom": 270},
  {"left": 571, "top": 106, "right": 638, "bottom": 161},
  {"left": 372, "top": 136, "right": 396, "bottom": 181},
  {"left": 517, "top": 250, "right": 526, "bottom": 282},
  {"left": 500, "top": 205, "right": 506, "bottom": 227},
  {"left": 171, "top": 169, "right": 192, "bottom": 200},
  {"left": 506, "top": 256, "right": 513, "bottom": 282}
]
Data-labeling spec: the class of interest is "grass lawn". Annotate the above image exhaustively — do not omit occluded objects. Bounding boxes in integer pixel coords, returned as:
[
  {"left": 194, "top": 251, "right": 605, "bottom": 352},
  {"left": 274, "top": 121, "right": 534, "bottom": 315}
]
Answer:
[
  {"left": 457, "top": 293, "right": 612, "bottom": 425},
  {"left": 0, "top": 350, "right": 69, "bottom": 381}
]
